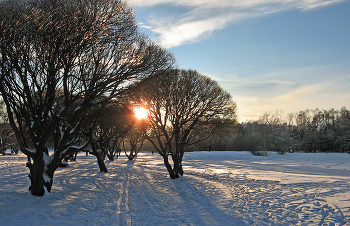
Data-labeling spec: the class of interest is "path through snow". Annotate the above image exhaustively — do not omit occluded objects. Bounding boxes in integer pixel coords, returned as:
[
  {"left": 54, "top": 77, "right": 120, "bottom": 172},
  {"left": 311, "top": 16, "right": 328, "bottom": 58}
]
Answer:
[{"left": 0, "top": 151, "right": 349, "bottom": 225}]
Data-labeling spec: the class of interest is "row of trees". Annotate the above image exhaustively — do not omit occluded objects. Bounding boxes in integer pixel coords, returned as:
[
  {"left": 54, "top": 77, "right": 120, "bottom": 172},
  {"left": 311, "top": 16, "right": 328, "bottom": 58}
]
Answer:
[
  {"left": 0, "top": 0, "right": 347, "bottom": 196},
  {"left": 0, "top": 0, "right": 173, "bottom": 196},
  {"left": 203, "top": 108, "right": 350, "bottom": 155},
  {"left": 0, "top": 0, "right": 236, "bottom": 196}
]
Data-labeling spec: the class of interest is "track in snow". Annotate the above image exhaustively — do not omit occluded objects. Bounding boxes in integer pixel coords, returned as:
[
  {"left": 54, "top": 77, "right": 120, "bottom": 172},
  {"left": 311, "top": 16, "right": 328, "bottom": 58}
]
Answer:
[{"left": 0, "top": 152, "right": 349, "bottom": 225}]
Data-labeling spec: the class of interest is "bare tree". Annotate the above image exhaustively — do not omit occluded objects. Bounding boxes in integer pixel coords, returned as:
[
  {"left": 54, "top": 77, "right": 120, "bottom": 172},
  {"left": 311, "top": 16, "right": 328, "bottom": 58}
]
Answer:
[
  {"left": 138, "top": 69, "right": 237, "bottom": 179},
  {"left": 123, "top": 120, "right": 146, "bottom": 160},
  {"left": 0, "top": 123, "right": 15, "bottom": 154},
  {"left": 84, "top": 100, "right": 131, "bottom": 172},
  {"left": 102, "top": 103, "right": 131, "bottom": 161},
  {"left": 0, "top": 0, "right": 174, "bottom": 196}
]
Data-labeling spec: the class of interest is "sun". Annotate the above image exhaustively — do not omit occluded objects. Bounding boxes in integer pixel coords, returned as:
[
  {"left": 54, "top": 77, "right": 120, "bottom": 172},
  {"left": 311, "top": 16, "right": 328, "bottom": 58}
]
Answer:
[{"left": 135, "top": 107, "right": 148, "bottom": 120}]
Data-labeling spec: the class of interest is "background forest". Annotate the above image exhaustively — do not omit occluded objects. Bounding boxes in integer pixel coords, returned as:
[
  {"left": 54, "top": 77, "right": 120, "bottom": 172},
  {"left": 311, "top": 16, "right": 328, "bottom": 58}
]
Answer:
[
  {"left": 2, "top": 103, "right": 350, "bottom": 155},
  {"left": 201, "top": 107, "right": 350, "bottom": 155}
]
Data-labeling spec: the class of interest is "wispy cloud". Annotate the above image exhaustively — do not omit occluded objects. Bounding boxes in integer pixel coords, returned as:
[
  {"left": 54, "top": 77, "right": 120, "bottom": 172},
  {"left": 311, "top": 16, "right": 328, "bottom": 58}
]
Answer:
[
  {"left": 150, "top": 15, "right": 232, "bottom": 48},
  {"left": 129, "top": 0, "right": 343, "bottom": 8},
  {"left": 270, "top": 83, "right": 325, "bottom": 104},
  {"left": 244, "top": 78, "right": 349, "bottom": 121},
  {"left": 203, "top": 66, "right": 350, "bottom": 121},
  {"left": 129, "top": 0, "right": 345, "bottom": 48}
]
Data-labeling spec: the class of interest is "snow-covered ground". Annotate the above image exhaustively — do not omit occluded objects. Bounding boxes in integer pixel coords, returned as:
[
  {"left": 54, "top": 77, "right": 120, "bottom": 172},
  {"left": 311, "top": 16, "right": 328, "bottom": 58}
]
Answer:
[{"left": 0, "top": 151, "right": 349, "bottom": 225}]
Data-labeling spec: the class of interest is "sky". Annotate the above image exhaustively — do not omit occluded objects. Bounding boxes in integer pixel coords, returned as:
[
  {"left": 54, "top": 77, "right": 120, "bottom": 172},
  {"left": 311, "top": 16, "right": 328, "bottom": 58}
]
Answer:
[{"left": 128, "top": 0, "right": 350, "bottom": 122}]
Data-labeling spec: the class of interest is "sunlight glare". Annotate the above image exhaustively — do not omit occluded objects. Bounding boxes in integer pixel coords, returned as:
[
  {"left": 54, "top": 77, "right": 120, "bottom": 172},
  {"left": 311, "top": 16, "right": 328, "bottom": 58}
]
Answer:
[{"left": 135, "top": 107, "right": 148, "bottom": 120}]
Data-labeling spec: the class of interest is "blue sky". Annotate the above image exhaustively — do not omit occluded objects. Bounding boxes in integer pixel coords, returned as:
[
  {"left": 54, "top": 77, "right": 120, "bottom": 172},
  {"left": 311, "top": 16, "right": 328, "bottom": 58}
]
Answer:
[{"left": 128, "top": 0, "right": 350, "bottom": 122}]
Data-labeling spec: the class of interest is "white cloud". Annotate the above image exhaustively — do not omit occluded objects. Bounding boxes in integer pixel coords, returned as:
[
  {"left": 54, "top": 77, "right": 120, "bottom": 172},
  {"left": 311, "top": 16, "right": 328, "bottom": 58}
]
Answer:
[
  {"left": 296, "top": 0, "right": 345, "bottom": 9},
  {"left": 203, "top": 66, "right": 350, "bottom": 122},
  {"left": 151, "top": 15, "right": 231, "bottom": 48},
  {"left": 270, "top": 83, "right": 325, "bottom": 104},
  {"left": 129, "top": 0, "right": 345, "bottom": 48},
  {"left": 236, "top": 77, "right": 350, "bottom": 121},
  {"left": 129, "top": 0, "right": 344, "bottom": 8}
]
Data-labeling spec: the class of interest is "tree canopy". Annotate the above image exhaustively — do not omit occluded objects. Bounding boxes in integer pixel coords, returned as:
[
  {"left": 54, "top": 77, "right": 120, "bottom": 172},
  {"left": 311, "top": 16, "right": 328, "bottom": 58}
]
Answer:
[
  {"left": 137, "top": 69, "right": 237, "bottom": 178},
  {"left": 0, "top": 0, "right": 174, "bottom": 196}
]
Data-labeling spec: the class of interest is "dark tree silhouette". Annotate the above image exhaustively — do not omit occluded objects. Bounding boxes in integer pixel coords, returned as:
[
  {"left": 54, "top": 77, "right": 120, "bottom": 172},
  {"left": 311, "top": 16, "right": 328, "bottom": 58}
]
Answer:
[
  {"left": 139, "top": 69, "right": 237, "bottom": 179},
  {"left": 84, "top": 101, "right": 132, "bottom": 172},
  {"left": 123, "top": 118, "right": 146, "bottom": 161},
  {"left": 0, "top": 123, "right": 15, "bottom": 155},
  {"left": 0, "top": 0, "right": 174, "bottom": 196}
]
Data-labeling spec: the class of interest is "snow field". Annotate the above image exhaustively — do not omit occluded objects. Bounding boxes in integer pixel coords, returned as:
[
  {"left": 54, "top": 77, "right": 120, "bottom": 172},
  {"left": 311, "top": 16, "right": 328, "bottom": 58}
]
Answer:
[{"left": 0, "top": 151, "right": 349, "bottom": 225}]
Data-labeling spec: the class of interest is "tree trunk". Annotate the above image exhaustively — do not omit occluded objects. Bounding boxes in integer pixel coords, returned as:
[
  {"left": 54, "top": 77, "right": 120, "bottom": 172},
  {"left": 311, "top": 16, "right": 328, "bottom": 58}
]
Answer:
[
  {"left": 176, "top": 158, "right": 184, "bottom": 176},
  {"left": 97, "top": 153, "right": 108, "bottom": 173},
  {"left": 44, "top": 155, "right": 63, "bottom": 193},
  {"left": 171, "top": 154, "right": 184, "bottom": 177},
  {"left": 162, "top": 154, "right": 179, "bottom": 179},
  {"left": 26, "top": 148, "right": 61, "bottom": 196},
  {"left": 126, "top": 154, "right": 136, "bottom": 160},
  {"left": 125, "top": 145, "right": 137, "bottom": 160},
  {"left": 107, "top": 153, "right": 114, "bottom": 161},
  {"left": 124, "top": 142, "right": 140, "bottom": 161},
  {"left": 91, "top": 144, "right": 108, "bottom": 173},
  {"left": 28, "top": 154, "right": 46, "bottom": 196}
]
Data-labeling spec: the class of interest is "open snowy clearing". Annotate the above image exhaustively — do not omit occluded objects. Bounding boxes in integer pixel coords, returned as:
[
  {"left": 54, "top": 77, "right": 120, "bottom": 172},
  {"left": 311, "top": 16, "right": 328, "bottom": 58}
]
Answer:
[{"left": 0, "top": 151, "right": 350, "bottom": 225}]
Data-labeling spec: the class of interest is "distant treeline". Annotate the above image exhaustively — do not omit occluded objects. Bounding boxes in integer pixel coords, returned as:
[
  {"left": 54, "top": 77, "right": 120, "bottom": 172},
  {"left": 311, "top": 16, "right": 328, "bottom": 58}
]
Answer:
[{"left": 193, "top": 107, "right": 350, "bottom": 154}]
